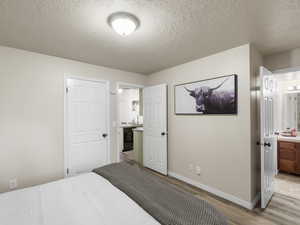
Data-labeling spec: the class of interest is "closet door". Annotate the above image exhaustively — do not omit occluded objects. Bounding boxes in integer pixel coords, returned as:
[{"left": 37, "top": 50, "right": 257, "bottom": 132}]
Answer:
[{"left": 65, "top": 78, "right": 110, "bottom": 176}]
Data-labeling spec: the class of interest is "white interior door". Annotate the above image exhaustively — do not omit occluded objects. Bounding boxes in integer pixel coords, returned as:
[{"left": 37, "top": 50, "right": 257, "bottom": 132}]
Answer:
[
  {"left": 66, "top": 78, "right": 109, "bottom": 176},
  {"left": 143, "top": 84, "right": 168, "bottom": 175},
  {"left": 260, "top": 67, "right": 277, "bottom": 208}
]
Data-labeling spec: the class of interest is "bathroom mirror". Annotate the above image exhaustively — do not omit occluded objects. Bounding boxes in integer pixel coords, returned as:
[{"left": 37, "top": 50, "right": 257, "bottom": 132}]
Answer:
[{"left": 282, "top": 92, "right": 300, "bottom": 131}]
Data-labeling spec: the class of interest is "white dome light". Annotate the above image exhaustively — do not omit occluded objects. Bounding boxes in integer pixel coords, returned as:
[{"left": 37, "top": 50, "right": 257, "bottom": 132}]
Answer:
[{"left": 108, "top": 12, "right": 140, "bottom": 36}]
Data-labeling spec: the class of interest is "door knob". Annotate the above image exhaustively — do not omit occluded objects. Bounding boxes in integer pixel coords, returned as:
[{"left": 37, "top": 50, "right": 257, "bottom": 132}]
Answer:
[
  {"left": 264, "top": 142, "right": 271, "bottom": 147},
  {"left": 102, "top": 133, "right": 108, "bottom": 138}
]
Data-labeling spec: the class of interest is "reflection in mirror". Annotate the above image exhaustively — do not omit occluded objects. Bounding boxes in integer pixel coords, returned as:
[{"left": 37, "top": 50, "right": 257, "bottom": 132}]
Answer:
[{"left": 282, "top": 93, "right": 300, "bottom": 131}]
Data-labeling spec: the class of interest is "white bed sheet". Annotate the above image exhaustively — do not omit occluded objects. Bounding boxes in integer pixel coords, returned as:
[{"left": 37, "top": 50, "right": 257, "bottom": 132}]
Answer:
[{"left": 0, "top": 173, "right": 160, "bottom": 225}]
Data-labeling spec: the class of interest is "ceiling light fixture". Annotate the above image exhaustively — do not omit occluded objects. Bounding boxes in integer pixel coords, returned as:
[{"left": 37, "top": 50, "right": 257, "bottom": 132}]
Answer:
[{"left": 108, "top": 12, "right": 140, "bottom": 36}]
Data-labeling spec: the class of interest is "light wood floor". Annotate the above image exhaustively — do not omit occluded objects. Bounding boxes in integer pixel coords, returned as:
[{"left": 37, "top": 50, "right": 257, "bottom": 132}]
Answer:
[
  {"left": 161, "top": 174, "right": 300, "bottom": 225},
  {"left": 121, "top": 156, "right": 300, "bottom": 225}
]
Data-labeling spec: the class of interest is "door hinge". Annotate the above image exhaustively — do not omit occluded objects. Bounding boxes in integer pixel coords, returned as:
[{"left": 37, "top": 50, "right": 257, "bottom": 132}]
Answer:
[
  {"left": 67, "top": 168, "right": 69, "bottom": 175},
  {"left": 66, "top": 87, "right": 70, "bottom": 93}
]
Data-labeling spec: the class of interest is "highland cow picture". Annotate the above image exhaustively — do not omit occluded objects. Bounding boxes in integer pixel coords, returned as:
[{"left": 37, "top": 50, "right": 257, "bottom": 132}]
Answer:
[{"left": 175, "top": 75, "right": 237, "bottom": 115}]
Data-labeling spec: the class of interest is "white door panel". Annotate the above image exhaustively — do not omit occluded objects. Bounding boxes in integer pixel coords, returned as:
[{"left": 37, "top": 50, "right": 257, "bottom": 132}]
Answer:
[
  {"left": 260, "top": 67, "right": 277, "bottom": 208},
  {"left": 70, "top": 141, "right": 108, "bottom": 173},
  {"left": 66, "top": 78, "right": 109, "bottom": 176},
  {"left": 143, "top": 84, "right": 168, "bottom": 175}
]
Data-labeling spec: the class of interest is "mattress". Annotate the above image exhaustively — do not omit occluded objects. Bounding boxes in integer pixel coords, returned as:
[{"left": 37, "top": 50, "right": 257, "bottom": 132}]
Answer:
[{"left": 0, "top": 173, "right": 160, "bottom": 225}]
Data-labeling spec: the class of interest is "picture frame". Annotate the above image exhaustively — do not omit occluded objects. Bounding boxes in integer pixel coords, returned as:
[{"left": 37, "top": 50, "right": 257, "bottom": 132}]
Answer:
[{"left": 174, "top": 74, "right": 237, "bottom": 115}]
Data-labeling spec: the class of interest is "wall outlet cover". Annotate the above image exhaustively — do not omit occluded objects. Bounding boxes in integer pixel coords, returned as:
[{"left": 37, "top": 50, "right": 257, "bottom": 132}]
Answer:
[{"left": 9, "top": 178, "right": 18, "bottom": 190}]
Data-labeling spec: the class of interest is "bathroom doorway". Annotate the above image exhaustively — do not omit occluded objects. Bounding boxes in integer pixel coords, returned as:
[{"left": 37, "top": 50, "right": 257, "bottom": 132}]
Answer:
[{"left": 272, "top": 69, "right": 300, "bottom": 200}]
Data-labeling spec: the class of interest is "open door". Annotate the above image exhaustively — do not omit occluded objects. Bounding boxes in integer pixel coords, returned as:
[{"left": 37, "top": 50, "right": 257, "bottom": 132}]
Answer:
[
  {"left": 260, "top": 66, "right": 277, "bottom": 208},
  {"left": 143, "top": 84, "right": 168, "bottom": 175}
]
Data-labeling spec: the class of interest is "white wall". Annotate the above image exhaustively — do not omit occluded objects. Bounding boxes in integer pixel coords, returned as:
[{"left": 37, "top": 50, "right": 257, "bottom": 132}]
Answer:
[
  {"left": 0, "top": 46, "right": 146, "bottom": 193},
  {"left": 147, "top": 44, "right": 260, "bottom": 206},
  {"left": 264, "top": 48, "right": 300, "bottom": 71}
]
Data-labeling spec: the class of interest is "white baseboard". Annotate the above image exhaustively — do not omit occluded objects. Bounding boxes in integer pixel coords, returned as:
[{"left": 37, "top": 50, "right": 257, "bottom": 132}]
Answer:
[{"left": 168, "top": 171, "right": 260, "bottom": 210}]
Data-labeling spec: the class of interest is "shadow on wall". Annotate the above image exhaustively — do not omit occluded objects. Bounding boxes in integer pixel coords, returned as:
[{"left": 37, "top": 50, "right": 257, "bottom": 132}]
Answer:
[{"left": 264, "top": 48, "right": 300, "bottom": 71}]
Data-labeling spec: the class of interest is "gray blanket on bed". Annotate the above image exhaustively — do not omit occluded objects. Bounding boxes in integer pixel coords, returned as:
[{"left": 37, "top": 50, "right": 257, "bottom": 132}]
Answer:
[{"left": 93, "top": 162, "right": 227, "bottom": 225}]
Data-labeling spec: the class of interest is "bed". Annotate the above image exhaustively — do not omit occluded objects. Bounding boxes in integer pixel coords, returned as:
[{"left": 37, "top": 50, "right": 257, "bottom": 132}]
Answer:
[
  {"left": 0, "top": 162, "right": 227, "bottom": 225},
  {"left": 0, "top": 172, "right": 159, "bottom": 225}
]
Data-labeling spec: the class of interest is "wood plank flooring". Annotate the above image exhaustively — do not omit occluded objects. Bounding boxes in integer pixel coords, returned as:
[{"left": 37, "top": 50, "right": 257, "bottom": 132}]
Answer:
[
  {"left": 158, "top": 174, "right": 300, "bottom": 225},
  {"left": 146, "top": 167, "right": 300, "bottom": 225},
  {"left": 121, "top": 154, "right": 300, "bottom": 225}
]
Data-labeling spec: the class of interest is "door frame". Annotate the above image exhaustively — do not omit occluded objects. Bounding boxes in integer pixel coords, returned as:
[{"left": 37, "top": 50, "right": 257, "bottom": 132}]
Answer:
[
  {"left": 64, "top": 75, "right": 111, "bottom": 177},
  {"left": 116, "top": 82, "right": 144, "bottom": 163}
]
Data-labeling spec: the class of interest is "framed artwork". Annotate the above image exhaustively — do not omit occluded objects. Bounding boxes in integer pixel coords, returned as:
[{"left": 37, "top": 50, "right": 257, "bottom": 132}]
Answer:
[{"left": 174, "top": 74, "right": 237, "bottom": 115}]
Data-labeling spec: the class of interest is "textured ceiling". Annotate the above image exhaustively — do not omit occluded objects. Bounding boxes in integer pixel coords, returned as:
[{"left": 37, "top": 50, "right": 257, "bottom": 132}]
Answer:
[{"left": 0, "top": 0, "right": 300, "bottom": 74}]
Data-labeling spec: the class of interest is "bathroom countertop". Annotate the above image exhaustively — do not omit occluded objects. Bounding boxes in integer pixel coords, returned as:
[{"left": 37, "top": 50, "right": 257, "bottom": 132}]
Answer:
[
  {"left": 278, "top": 135, "right": 300, "bottom": 143},
  {"left": 120, "top": 124, "right": 143, "bottom": 128},
  {"left": 133, "top": 127, "right": 144, "bottom": 132}
]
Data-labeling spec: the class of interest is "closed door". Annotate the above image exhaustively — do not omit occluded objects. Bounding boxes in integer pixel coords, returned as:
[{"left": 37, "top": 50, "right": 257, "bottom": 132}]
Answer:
[
  {"left": 65, "top": 78, "right": 109, "bottom": 176},
  {"left": 143, "top": 84, "right": 168, "bottom": 175},
  {"left": 260, "top": 67, "right": 277, "bottom": 208}
]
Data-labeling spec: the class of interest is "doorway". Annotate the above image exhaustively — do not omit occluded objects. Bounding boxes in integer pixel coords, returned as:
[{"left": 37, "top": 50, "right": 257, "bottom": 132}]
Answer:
[
  {"left": 116, "top": 82, "right": 144, "bottom": 163},
  {"left": 273, "top": 69, "right": 300, "bottom": 200},
  {"left": 64, "top": 77, "right": 110, "bottom": 177},
  {"left": 116, "top": 82, "right": 168, "bottom": 175}
]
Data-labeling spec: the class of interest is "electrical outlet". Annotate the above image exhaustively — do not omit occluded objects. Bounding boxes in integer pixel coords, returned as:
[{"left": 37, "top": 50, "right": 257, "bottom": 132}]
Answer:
[
  {"left": 9, "top": 178, "right": 18, "bottom": 190},
  {"left": 195, "top": 166, "right": 201, "bottom": 175}
]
